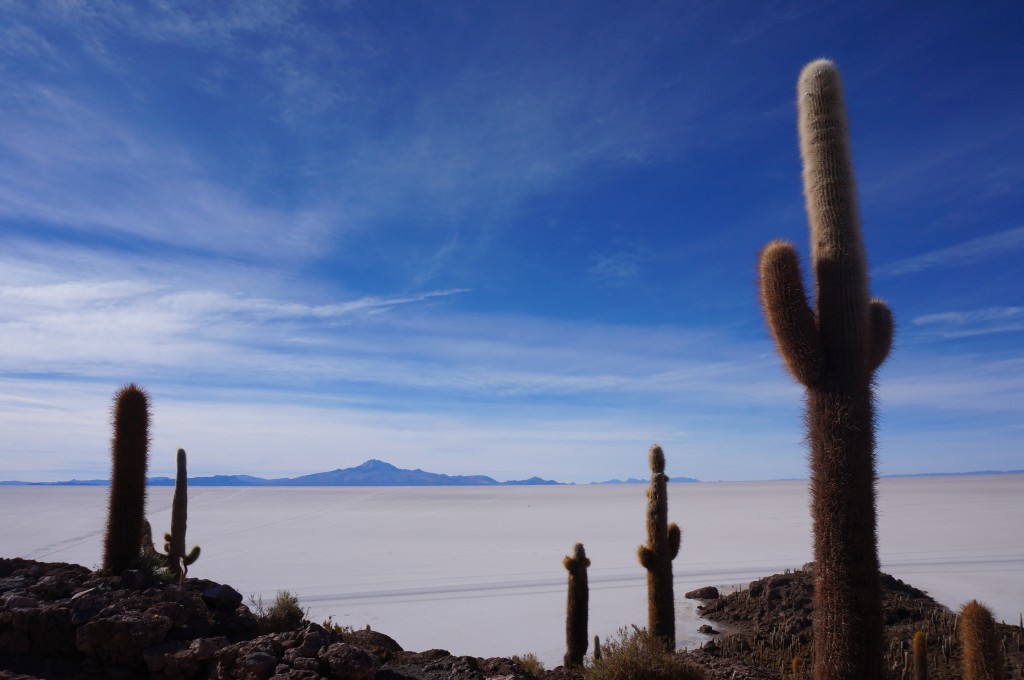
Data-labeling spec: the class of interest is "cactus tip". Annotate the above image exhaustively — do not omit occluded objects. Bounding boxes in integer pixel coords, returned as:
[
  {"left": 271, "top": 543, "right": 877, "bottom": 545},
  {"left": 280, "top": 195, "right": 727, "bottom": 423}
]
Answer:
[{"left": 649, "top": 445, "right": 665, "bottom": 473}]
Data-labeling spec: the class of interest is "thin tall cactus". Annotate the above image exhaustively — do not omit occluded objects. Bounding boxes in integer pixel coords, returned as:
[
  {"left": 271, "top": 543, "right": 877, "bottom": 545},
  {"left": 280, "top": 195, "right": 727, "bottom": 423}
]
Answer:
[
  {"left": 562, "top": 542, "right": 590, "bottom": 667},
  {"left": 759, "top": 60, "right": 893, "bottom": 679},
  {"left": 636, "top": 444, "right": 681, "bottom": 648},
  {"left": 102, "top": 383, "right": 150, "bottom": 574},
  {"left": 163, "top": 448, "right": 200, "bottom": 582},
  {"left": 960, "top": 600, "right": 1003, "bottom": 680},
  {"left": 912, "top": 630, "right": 927, "bottom": 680}
]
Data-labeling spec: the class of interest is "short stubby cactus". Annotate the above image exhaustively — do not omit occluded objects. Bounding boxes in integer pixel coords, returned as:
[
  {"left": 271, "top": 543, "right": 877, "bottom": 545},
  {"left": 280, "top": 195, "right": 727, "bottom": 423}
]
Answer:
[
  {"left": 102, "top": 383, "right": 151, "bottom": 574},
  {"left": 562, "top": 542, "right": 590, "bottom": 667},
  {"left": 636, "top": 444, "right": 681, "bottom": 648},
  {"left": 759, "top": 60, "right": 894, "bottom": 679},
  {"left": 960, "top": 600, "right": 1003, "bottom": 680},
  {"left": 163, "top": 448, "right": 200, "bottom": 580}
]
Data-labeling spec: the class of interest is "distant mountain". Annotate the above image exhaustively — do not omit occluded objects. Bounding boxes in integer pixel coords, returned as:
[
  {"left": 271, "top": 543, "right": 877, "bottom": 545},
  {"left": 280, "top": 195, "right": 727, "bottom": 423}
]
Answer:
[
  {"left": 1, "top": 459, "right": 562, "bottom": 487},
  {"left": 593, "top": 475, "right": 701, "bottom": 484},
  {"left": 8, "top": 462, "right": 1017, "bottom": 487},
  {"left": 280, "top": 459, "right": 509, "bottom": 486}
]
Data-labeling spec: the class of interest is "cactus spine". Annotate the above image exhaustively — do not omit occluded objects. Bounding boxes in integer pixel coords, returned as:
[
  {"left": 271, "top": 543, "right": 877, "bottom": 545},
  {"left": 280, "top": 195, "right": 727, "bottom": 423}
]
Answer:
[
  {"left": 163, "top": 448, "right": 200, "bottom": 581},
  {"left": 102, "top": 383, "right": 150, "bottom": 574},
  {"left": 960, "top": 600, "right": 1003, "bottom": 680},
  {"left": 562, "top": 542, "right": 590, "bottom": 667},
  {"left": 912, "top": 631, "right": 927, "bottom": 680},
  {"left": 759, "top": 60, "right": 894, "bottom": 680},
  {"left": 636, "top": 444, "right": 681, "bottom": 648}
]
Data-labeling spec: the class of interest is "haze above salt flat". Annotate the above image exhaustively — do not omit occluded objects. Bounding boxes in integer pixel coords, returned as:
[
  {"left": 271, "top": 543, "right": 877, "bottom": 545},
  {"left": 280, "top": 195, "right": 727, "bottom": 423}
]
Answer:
[{"left": 2, "top": 476, "right": 1022, "bottom": 668}]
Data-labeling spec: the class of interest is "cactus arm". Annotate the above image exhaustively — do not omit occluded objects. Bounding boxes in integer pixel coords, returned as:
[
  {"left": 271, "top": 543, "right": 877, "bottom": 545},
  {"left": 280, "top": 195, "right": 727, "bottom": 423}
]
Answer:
[
  {"left": 184, "top": 545, "right": 201, "bottom": 566},
  {"left": 759, "top": 241, "right": 823, "bottom": 386},
  {"left": 141, "top": 520, "right": 161, "bottom": 558},
  {"left": 868, "top": 299, "right": 894, "bottom": 373},
  {"left": 637, "top": 545, "right": 654, "bottom": 570},
  {"left": 563, "top": 555, "right": 576, "bottom": 570},
  {"left": 667, "top": 523, "right": 681, "bottom": 560}
]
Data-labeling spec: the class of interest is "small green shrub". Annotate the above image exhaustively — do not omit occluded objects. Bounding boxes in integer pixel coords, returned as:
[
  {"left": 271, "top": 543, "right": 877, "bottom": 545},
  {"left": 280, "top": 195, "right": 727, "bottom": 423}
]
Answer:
[
  {"left": 321, "top": 615, "right": 356, "bottom": 636},
  {"left": 511, "top": 653, "right": 546, "bottom": 678},
  {"left": 585, "top": 626, "right": 703, "bottom": 680},
  {"left": 249, "top": 590, "right": 309, "bottom": 634}
]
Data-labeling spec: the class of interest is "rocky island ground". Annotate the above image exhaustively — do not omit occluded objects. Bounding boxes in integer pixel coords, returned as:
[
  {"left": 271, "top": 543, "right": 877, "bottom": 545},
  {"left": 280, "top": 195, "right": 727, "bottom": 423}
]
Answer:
[{"left": 2, "top": 557, "right": 1021, "bottom": 680}]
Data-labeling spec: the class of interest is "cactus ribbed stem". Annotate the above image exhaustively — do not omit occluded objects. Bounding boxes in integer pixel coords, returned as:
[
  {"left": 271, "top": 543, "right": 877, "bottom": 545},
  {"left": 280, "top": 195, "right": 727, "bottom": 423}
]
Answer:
[
  {"left": 913, "top": 631, "right": 928, "bottom": 680},
  {"left": 102, "top": 383, "right": 150, "bottom": 574},
  {"left": 164, "top": 448, "right": 200, "bottom": 580},
  {"left": 758, "top": 60, "right": 893, "bottom": 680},
  {"left": 562, "top": 543, "right": 590, "bottom": 667},
  {"left": 636, "top": 444, "right": 681, "bottom": 648},
  {"left": 960, "top": 600, "right": 1003, "bottom": 680}
]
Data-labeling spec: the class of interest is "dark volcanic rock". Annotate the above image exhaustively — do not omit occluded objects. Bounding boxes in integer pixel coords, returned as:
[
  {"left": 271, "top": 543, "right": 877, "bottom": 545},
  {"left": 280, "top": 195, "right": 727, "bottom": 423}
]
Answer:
[
  {"left": 319, "top": 642, "right": 379, "bottom": 680},
  {"left": 0, "top": 558, "right": 270, "bottom": 679},
  {"left": 685, "top": 585, "right": 720, "bottom": 600},
  {"left": 201, "top": 583, "right": 243, "bottom": 611},
  {"left": 692, "top": 565, "right": 1024, "bottom": 679}
]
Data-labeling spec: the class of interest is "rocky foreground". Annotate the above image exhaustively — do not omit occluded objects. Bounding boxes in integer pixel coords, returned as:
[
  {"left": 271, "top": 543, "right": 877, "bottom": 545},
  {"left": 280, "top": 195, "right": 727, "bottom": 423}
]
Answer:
[
  {"left": 689, "top": 564, "right": 1024, "bottom": 679},
  {"left": 2, "top": 557, "right": 1021, "bottom": 680}
]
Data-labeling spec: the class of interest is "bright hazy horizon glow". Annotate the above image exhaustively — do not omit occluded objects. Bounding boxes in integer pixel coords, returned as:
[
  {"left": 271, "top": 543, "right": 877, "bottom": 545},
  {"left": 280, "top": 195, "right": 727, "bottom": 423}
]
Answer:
[{"left": 1, "top": 3, "right": 1022, "bottom": 483}]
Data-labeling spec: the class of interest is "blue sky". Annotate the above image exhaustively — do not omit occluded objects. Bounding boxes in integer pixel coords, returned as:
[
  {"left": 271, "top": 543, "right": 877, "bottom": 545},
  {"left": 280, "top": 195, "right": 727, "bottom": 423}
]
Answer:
[{"left": 1, "top": 2, "right": 1021, "bottom": 483}]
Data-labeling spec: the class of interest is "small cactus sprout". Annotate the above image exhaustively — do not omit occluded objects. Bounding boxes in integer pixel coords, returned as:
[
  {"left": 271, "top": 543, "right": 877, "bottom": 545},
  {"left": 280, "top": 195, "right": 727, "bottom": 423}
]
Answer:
[
  {"left": 162, "top": 448, "right": 200, "bottom": 582},
  {"left": 141, "top": 519, "right": 161, "bottom": 559},
  {"left": 562, "top": 542, "right": 590, "bottom": 667},
  {"left": 593, "top": 635, "right": 601, "bottom": 661},
  {"left": 960, "top": 600, "right": 1003, "bottom": 680},
  {"left": 636, "top": 444, "right": 681, "bottom": 648},
  {"left": 913, "top": 631, "right": 928, "bottom": 680},
  {"left": 758, "top": 60, "right": 893, "bottom": 680},
  {"left": 102, "top": 383, "right": 150, "bottom": 574}
]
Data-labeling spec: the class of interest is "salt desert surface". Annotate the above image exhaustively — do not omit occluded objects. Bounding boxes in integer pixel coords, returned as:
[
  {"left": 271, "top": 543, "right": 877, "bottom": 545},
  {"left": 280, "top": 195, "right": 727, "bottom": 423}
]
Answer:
[{"left": 2, "top": 476, "right": 1022, "bottom": 667}]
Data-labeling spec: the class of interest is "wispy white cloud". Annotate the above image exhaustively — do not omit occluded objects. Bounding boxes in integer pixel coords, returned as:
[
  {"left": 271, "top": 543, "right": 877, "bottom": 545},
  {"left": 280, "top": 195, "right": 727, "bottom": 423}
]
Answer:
[
  {"left": 880, "top": 355, "right": 1024, "bottom": 414},
  {"left": 0, "top": 86, "right": 337, "bottom": 259},
  {"left": 912, "top": 306, "right": 1024, "bottom": 337},
  {"left": 589, "top": 251, "right": 643, "bottom": 282},
  {"left": 875, "top": 226, "right": 1024, "bottom": 277}
]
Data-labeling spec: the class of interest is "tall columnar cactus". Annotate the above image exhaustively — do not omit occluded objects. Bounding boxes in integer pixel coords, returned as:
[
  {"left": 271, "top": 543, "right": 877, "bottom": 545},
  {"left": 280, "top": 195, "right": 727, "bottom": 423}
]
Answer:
[
  {"left": 912, "top": 631, "right": 927, "bottom": 680},
  {"left": 163, "top": 448, "right": 200, "bottom": 581},
  {"left": 960, "top": 600, "right": 1003, "bottom": 680},
  {"left": 562, "top": 542, "right": 590, "bottom": 667},
  {"left": 636, "top": 444, "right": 681, "bottom": 648},
  {"left": 102, "top": 383, "right": 150, "bottom": 574},
  {"left": 759, "top": 60, "right": 893, "bottom": 679}
]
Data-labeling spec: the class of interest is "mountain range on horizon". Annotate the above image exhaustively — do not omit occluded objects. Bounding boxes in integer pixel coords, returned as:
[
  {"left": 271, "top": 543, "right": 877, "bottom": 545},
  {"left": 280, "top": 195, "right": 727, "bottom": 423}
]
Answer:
[
  {"left": 1, "top": 458, "right": 1020, "bottom": 487},
  {"left": 0, "top": 459, "right": 563, "bottom": 487}
]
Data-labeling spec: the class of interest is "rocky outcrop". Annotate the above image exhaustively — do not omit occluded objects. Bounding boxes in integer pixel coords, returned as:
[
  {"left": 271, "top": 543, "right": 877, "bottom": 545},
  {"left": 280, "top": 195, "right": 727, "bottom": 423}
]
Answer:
[
  {"left": 9, "top": 557, "right": 873, "bottom": 680},
  {"left": 694, "top": 565, "right": 1024, "bottom": 679},
  {"left": 0, "top": 558, "right": 558, "bottom": 680},
  {"left": 1, "top": 558, "right": 261, "bottom": 678}
]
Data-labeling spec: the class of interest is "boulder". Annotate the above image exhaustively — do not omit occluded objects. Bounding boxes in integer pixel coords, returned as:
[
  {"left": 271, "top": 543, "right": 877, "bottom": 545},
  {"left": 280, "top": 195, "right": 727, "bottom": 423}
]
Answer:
[
  {"left": 319, "top": 642, "right": 380, "bottom": 680},
  {"left": 685, "top": 586, "right": 720, "bottom": 600},
  {"left": 201, "top": 584, "right": 243, "bottom": 612}
]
